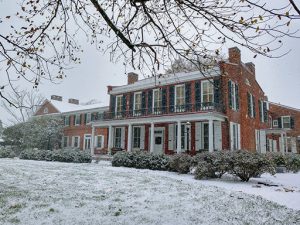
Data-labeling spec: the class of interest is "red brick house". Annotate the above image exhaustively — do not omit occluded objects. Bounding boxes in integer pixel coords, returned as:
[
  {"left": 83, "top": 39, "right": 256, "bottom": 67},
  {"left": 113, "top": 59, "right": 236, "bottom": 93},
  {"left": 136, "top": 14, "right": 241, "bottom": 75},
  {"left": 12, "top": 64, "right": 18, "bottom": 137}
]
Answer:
[
  {"left": 92, "top": 47, "right": 272, "bottom": 155},
  {"left": 34, "top": 96, "right": 108, "bottom": 154},
  {"left": 265, "top": 102, "right": 300, "bottom": 153}
]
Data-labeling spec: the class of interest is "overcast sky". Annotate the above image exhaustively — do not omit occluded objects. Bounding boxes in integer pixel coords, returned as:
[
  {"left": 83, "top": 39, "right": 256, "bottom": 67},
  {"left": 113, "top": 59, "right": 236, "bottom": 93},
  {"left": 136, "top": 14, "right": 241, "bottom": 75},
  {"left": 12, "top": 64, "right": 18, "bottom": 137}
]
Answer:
[{"left": 1, "top": 1, "right": 300, "bottom": 127}]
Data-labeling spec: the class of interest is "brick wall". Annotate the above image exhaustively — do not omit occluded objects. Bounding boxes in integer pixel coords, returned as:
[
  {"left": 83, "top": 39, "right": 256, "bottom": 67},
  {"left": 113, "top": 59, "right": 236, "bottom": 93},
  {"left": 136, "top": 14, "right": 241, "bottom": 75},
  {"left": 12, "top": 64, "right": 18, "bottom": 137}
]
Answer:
[{"left": 34, "top": 101, "right": 60, "bottom": 116}]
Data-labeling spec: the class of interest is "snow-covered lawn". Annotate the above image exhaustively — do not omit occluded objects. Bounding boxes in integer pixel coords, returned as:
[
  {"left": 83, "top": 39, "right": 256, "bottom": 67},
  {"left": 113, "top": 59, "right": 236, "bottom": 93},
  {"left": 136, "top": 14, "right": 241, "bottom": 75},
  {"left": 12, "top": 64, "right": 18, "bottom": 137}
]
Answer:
[{"left": 0, "top": 159, "right": 299, "bottom": 225}]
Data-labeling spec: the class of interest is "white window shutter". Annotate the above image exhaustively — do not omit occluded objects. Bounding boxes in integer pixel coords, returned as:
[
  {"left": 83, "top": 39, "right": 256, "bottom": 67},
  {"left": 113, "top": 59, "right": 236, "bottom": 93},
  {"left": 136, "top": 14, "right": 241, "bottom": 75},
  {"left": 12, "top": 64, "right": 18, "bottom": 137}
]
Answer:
[
  {"left": 229, "top": 122, "right": 233, "bottom": 150},
  {"left": 195, "top": 122, "right": 202, "bottom": 151},
  {"left": 121, "top": 127, "right": 125, "bottom": 149},
  {"left": 168, "top": 124, "right": 174, "bottom": 151},
  {"left": 237, "top": 124, "right": 241, "bottom": 149},
  {"left": 214, "top": 121, "right": 222, "bottom": 151},
  {"left": 140, "top": 126, "right": 145, "bottom": 150},
  {"left": 259, "top": 130, "right": 266, "bottom": 153},
  {"left": 94, "top": 136, "right": 97, "bottom": 147},
  {"left": 101, "top": 135, "right": 105, "bottom": 148}
]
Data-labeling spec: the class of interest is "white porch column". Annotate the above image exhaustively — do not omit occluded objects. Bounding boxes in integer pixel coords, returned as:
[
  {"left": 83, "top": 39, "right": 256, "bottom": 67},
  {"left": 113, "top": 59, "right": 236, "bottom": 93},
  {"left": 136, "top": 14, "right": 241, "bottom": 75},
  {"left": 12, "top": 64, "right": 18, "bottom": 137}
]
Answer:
[
  {"left": 127, "top": 124, "right": 132, "bottom": 152},
  {"left": 150, "top": 122, "right": 155, "bottom": 153},
  {"left": 209, "top": 119, "right": 214, "bottom": 152},
  {"left": 177, "top": 121, "right": 181, "bottom": 154},
  {"left": 91, "top": 125, "right": 95, "bottom": 156},
  {"left": 280, "top": 133, "right": 285, "bottom": 154},
  {"left": 284, "top": 133, "right": 288, "bottom": 153},
  {"left": 108, "top": 125, "right": 113, "bottom": 155}
]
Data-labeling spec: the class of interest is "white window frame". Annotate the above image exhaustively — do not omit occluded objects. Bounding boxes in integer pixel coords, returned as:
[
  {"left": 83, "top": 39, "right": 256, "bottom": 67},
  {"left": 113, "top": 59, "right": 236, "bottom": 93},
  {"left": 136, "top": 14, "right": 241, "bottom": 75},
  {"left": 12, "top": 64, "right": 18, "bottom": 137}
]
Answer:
[
  {"left": 115, "top": 95, "right": 123, "bottom": 116},
  {"left": 75, "top": 114, "right": 81, "bottom": 126},
  {"left": 201, "top": 80, "right": 214, "bottom": 104},
  {"left": 260, "top": 100, "right": 264, "bottom": 122},
  {"left": 273, "top": 119, "right": 278, "bottom": 127},
  {"left": 174, "top": 84, "right": 185, "bottom": 111},
  {"left": 64, "top": 116, "right": 70, "bottom": 126},
  {"left": 95, "top": 135, "right": 104, "bottom": 148},
  {"left": 72, "top": 136, "right": 80, "bottom": 148},
  {"left": 86, "top": 113, "right": 91, "bottom": 124},
  {"left": 282, "top": 116, "right": 291, "bottom": 129},
  {"left": 229, "top": 80, "right": 238, "bottom": 111},
  {"left": 43, "top": 107, "right": 48, "bottom": 114},
  {"left": 230, "top": 122, "right": 240, "bottom": 151},
  {"left": 63, "top": 136, "right": 69, "bottom": 148},
  {"left": 249, "top": 93, "right": 254, "bottom": 118},
  {"left": 152, "top": 88, "right": 162, "bottom": 113},
  {"left": 133, "top": 92, "right": 142, "bottom": 115},
  {"left": 114, "top": 127, "right": 122, "bottom": 148},
  {"left": 133, "top": 126, "right": 142, "bottom": 149},
  {"left": 83, "top": 134, "right": 92, "bottom": 150}
]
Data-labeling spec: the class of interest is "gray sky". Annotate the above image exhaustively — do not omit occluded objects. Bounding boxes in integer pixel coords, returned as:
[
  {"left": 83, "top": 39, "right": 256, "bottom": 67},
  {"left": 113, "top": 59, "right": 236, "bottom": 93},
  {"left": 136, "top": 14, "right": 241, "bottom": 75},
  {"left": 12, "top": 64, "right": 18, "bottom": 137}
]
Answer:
[{"left": 1, "top": 1, "right": 300, "bottom": 126}]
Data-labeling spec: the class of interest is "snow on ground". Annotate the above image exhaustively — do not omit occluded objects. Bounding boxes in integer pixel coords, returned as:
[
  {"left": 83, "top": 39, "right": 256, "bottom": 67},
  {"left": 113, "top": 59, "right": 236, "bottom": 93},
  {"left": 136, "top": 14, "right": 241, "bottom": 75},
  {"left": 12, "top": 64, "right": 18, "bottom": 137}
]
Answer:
[{"left": 0, "top": 159, "right": 299, "bottom": 225}]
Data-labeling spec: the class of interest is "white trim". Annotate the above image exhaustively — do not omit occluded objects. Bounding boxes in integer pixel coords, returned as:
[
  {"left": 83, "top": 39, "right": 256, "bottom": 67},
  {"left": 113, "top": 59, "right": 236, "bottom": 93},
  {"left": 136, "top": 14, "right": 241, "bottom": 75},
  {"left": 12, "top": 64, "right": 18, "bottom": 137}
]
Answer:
[
  {"left": 115, "top": 95, "right": 123, "bottom": 115},
  {"left": 273, "top": 119, "right": 278, "bottom": 127},
  {"left": 93, "top": 112, "right": 226, "bottom": 127},
  {"left": 83, "top": 134, "right": 92, "bottom": 150},
  {"left": 95, "top": 135, "right": 105, "bottom": 148},
  {"left": 72, "top": 136, "right": 80, "bottom": 148},
  {"left": 174, "top": 84, "right": 185, "bottom": 110},
  {"left": 75, "top": 114, "right": 81, "bottom": 126},
  {"left": 63, "top": 136, "right": 69, "bottom": 148},
  {"left": 152, "top": 88, "right": 162, "bottom": 112},
  {"left": 201, "top": 79, "right": 214, "bottom": 103},
  {"left": 109, "top": 69, "right": 220, "bottom": 95},
  {"left": 281, "top": 116, "right": 291, "bottom": 129},
  {"left": 133, "top": 91, "right": 142, "bottom": 113}
]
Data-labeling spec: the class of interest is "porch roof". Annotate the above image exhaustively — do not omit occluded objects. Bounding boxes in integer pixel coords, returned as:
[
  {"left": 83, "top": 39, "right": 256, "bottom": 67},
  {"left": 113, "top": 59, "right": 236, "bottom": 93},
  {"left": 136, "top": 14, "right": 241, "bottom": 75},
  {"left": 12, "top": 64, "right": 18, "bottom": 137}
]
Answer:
[{"left": 92, "top": 111, "right": 226, "bottom": 127}]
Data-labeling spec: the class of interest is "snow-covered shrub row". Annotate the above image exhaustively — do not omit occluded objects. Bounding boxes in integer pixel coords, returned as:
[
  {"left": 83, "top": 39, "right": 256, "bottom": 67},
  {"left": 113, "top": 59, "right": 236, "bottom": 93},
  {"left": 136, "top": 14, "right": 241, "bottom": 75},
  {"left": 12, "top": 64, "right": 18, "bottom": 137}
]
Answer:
[
  {"left": 112, "top": 151, "right": 170, "bottom": 171},
  {"left": 267, "top": 152, "right": 300, "bottom": 173},
  {"left": 169, "top": 154, "right": 193, "bottom": 174},
  {"left": 0, "top": 147, "right": 16, "bottom": 158},
  {"left": 19, "top": 148, "right": 92, "bottom": 163},
  {"left": 194, "top": 151, "right": 276, "bottom": 182}
]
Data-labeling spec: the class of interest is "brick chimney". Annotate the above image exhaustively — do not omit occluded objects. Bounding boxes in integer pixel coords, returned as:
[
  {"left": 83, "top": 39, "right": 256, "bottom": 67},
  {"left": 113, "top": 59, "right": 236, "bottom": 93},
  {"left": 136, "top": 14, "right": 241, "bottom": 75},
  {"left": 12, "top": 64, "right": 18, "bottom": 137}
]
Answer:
[
  {"left": 127, "top": 72, "right": 138, "bottom": 84},
  {"left": 68, "top": 98, "right": 79, "bottom": 105},
  {"left": 228, "top": 47, "right": 241, "bottom": 64},
  {"left": 51, "top": 95, "right": 62, "bottom": 101},
  {"left": 245, "top": 62, "right": 255, "bottom": 76}
]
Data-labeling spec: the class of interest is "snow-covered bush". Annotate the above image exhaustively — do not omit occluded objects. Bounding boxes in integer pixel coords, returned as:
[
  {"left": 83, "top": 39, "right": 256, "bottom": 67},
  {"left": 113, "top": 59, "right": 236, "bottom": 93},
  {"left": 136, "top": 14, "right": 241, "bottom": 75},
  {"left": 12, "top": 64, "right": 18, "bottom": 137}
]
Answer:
[
  {"left": 19, "top": 148, "right": 92, "bottom": 163},
  {"left": 285, "top": 154, "right": 300, "bottom": 173},
  {"left": 230, "top": 150, "right": 275, "bottom": 182},
  {"left": 194, "top": 151, "right": 233, "bottom": 179},
  {"left": 0, "top": 147, "right": 16, "bottom": 158},
  {"left": 112, "top": 151, "right": 170, "bottom": 171},
  {"left": 169, "top": 154, "right": 193, "bottom": 174},
  {"left": 267, "top": 152, "right": 287, "bottom": 166}
]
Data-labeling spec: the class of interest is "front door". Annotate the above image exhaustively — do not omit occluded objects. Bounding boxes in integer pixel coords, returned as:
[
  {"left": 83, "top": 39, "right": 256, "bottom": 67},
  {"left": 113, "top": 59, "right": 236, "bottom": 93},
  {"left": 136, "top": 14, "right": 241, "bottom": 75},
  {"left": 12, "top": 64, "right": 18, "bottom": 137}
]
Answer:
[
  {"left": 84, "top": 134, "right": 91, "bottom": 150},
  {"left": 154, "top": 129, "right": 164, "bottom": 154}
]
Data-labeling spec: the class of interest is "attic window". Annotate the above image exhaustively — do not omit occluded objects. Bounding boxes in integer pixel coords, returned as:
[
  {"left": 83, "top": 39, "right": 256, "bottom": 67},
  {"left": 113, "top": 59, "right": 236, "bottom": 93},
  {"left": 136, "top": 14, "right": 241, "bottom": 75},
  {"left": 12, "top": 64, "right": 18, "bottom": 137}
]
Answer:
[
  {"left": 43, "top": 107, "right": 48, "bottom": 114},
  {"left": 245, "top": 78, "right": 251, "bottom": 86}
]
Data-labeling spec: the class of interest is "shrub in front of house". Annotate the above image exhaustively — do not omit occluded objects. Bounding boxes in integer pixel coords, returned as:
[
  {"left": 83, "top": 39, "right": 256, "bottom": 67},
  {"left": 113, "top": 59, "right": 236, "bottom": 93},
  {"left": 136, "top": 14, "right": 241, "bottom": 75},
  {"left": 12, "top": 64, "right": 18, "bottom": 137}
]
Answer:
[
  {"left": 0, "top": 147, "right": 16, "bottom": 158},
  {"left": 194, "top": 151, "right": 234, "bottom": 179},
  {"left": 112, "top": 151, "right": 170, "bottom": 171},
  {"left": 229, "top": 150, "right": 275, "bottom": 182},
  {"left": 19, "top": 148, "right": 92, "bottom": 163},
  {"left": 285, "top": 154, "right": 300, "bottom": 173},
  {"left": 169, "top": 154, "right": 193, "bottom": 174}
]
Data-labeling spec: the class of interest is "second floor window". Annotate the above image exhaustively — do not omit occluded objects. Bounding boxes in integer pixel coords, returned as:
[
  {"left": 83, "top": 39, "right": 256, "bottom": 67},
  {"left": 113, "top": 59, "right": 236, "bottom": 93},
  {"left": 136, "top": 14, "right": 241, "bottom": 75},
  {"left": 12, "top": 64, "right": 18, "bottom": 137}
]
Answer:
[
  {"left": 228, "top": 80, "right": 239, "bottom": 111},
  {"left": 273, "top": 120, "right": 278, "bottom": 127},
  {"left": 282, "top": 116, "right": 291, "bottom": 129},
  {"left": 64, "top": 116, "right": 70, "bottom": 126},
  {"left": 134, "top": 92, "right": 142, "bottom": 112},
  {"left": 247, "top": 92, "right": 255, "bottom": 118},
  {"left": 201, "top": 80, "right": 214, "bottom": 103},
  {"left": 115, "top": 95, "right": 122, "bottom": 114},
  {"left": 153, "top": 89, "right": 162, "bottom": 112},
  {"left": 85, "top": 113, "right": 91, "bottom": 124},
  {"left": 175, "top": 85, "right": 185, "bottom": 109},
  {"left": 75, "top": 114, "right": 81, "bottom": 125}
]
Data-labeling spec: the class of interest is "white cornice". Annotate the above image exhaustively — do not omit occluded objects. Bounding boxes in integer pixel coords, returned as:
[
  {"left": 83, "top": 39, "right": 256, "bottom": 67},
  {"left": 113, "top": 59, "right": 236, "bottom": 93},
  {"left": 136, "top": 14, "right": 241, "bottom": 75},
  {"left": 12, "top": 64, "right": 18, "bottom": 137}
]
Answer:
[{"left": 110, "top": 68, "right": 221, "bottom": 95}]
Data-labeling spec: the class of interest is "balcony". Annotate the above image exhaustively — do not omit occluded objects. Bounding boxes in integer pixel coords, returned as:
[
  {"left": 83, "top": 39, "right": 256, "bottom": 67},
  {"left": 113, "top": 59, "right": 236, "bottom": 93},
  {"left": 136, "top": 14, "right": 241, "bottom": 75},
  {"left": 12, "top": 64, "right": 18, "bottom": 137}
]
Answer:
[{"left": 101, "top": 102, "right": 224, "bottom": 121}]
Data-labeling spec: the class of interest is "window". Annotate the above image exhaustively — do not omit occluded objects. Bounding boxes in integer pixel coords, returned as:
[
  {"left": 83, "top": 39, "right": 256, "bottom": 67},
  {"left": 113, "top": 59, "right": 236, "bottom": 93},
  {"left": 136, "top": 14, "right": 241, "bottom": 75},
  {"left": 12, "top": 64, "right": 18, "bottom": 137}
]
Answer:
[
  {"left": 228, "top": 80, "right": 239, "bottom": 111},
  {"left": 63, "top": 136, "right": 69, "bottom": 148},
  {"left": 201, "top": 80, "right": 214, "bottom": 104},
  {"left": 72, "top": 136, "right": 80, "bottom": 148},
  {"left": 75, "top": 114, "right": 81, "bottom": 125},
  {"left": 175, "top": 84, "right": 185, "bottom": 111},
  {"left": 133, "top": 127, "right": 141, "bottom": 148},
  {"left": 230, "top": 122, "right": 240, "bottom": 150},
  {"left": 86, "top": 113, "right": 91, "bottom": 124},
  {"left": 282, "top": 116, "right": 291, "bottom": 129},
  {"left": 114, "top": 127, "right": 122, "bottom": 148},
  {"left": 153, "top": 89, "right": 162, "bottom": 113},
  {"left": 43, "top": 107, "right": 48, "bottom": 114},
  {"left": 96, "top": 135, "right": 104, "bottom": 148},
  {"left": 64, "top": 116, "right": 70, "bottom": 126},
  {"left": 134, "top": 92, "right": 142, "bottom": 114},
  {"left": 248, "top": 92, "right": 255, "bottom": 118},
  {"left": 115, "top": 95, "right": 123, "bottom": 116},
  {"left": 273, "top": 120, "right": 278, "bottom": 127}
]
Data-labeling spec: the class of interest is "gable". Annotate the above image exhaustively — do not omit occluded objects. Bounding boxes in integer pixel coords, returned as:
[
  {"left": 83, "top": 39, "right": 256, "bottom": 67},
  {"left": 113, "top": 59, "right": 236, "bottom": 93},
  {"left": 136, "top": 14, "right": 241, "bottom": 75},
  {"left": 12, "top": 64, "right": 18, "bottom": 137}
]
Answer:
[{"left": 34, "top": 101, "right": 60, "bottom": 116}]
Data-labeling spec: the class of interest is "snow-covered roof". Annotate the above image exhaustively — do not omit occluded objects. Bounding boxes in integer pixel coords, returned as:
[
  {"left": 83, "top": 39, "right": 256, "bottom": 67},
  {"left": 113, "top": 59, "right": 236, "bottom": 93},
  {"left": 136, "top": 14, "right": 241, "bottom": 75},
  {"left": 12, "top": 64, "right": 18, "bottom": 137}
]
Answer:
[{"left": 269, "top": 102, "right": 300, "bottom": 112}]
